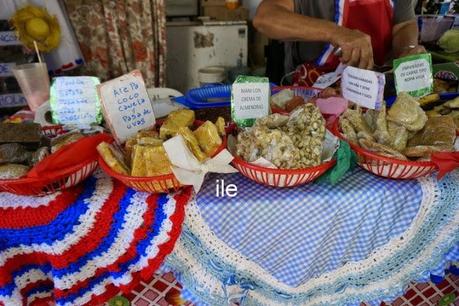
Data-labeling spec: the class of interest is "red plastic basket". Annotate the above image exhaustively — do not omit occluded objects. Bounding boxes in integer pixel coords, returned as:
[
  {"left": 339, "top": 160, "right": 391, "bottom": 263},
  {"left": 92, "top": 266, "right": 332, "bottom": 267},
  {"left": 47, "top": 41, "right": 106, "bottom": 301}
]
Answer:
[
  {"left": 232, "top": 156, "right": 335, "bottom": 187},
  {"left": 0, "top": 125, "right": 98, "bottom": 196},
  {"left": 98, "top": 121, "right": 227, "bottom": 193},
  {"left": 331, "top": 118, "right": 438, "bottom": 179}
]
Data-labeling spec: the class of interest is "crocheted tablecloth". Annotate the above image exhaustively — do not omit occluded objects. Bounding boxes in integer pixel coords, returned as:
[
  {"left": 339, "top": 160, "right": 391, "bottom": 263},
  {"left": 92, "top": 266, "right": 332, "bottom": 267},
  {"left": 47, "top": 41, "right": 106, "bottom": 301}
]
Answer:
[
  {"left": 164, "top": 169, "right": 459, "bottom": 306},
  {"left": 0, "top": 171, "right": 192, "bottom": 306}
]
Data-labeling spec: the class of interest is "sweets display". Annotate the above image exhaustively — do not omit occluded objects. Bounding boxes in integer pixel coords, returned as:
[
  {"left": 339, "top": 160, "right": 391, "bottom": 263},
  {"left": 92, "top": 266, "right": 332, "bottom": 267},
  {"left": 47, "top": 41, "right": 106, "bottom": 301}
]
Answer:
[
  {"left": 236, "top": 104, "right": 327, "bottom": 169},
  {"left": 97, "top": 109, "right": 226, "bottom": 177},
  {"left": 339, "top": 92, "right": 457, "bottom": 161},
  {"left": 0, "top": 123, "right": 86, "bottom": 179}
]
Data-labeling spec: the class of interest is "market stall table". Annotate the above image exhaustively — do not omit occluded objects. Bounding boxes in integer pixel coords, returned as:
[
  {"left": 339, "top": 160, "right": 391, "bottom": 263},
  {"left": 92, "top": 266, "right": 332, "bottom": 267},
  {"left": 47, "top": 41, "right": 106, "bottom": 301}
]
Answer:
[
  {"left": 162, "top": 169, "right": 459, "bottom": 306},
  {"left": 0, "top": 171, "right": 192, "bottom": 306}
]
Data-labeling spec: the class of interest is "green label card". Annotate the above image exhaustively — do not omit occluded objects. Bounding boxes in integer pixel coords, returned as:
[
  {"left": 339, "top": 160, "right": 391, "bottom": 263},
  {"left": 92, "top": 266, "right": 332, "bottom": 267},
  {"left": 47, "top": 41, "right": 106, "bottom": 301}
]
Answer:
[
  {"left": 231, "top": 75, "right": 270, "bottom": 128},
  {"left": 50, "top": 76, "right": 102, "bottom": 128},
  {"left": 393, "top": 53, "right": 433, "bottom": 97}
]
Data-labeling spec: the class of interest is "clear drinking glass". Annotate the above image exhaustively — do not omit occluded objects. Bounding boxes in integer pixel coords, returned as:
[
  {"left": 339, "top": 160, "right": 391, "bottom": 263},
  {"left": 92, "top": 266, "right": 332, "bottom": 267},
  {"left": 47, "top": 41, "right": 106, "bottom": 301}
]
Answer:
[{"left": 12, "top": 63, "right": 50, "bottom": 112}]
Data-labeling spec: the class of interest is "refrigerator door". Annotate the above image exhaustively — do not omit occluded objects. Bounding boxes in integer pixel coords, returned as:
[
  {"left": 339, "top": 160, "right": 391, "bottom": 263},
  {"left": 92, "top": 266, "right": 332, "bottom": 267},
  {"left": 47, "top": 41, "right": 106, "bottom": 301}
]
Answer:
[{"left": 166, "top": 21, "right": 248, "bottom": 93}]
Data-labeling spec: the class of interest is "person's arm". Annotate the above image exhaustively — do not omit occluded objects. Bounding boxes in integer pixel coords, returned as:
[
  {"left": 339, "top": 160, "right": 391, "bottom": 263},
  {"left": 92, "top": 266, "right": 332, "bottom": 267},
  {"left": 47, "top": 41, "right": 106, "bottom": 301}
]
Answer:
[
  {"left": 253, "top": 0, "right": 374, "bottom": 69},
  {"left": 392, "top": 19, "right": 426, "bottom": 58}
]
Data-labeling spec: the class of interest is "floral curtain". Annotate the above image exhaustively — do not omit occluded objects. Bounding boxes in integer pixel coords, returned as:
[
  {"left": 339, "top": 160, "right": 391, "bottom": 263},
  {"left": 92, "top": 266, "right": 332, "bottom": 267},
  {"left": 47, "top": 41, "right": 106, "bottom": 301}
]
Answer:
[{"left": 63, "top": 0, "right": 166, "bottom": 87}]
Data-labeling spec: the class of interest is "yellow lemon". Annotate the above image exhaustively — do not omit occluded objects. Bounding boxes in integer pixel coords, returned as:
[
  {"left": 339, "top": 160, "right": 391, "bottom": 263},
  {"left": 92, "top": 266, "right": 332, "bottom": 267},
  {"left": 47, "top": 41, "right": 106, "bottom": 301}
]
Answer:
[{"left": 25, "top": 17, "right": 50, "bottom": 41}]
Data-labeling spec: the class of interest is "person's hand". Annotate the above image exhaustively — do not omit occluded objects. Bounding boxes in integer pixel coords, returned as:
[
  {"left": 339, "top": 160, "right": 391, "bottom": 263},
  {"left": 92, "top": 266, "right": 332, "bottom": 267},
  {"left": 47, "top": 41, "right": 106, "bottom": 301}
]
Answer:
[
  {"left": 331, "top": 27, "right": 374, "bottom": 70},
  {"left": 397, "top": 45, "right": 427, "bottom": 58}
]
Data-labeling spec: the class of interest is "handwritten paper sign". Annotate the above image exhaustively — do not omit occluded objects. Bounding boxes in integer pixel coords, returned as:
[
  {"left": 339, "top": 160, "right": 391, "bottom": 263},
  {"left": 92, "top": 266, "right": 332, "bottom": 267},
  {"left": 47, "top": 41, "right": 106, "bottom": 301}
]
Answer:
[
  {"left": 394, "top": 53, "right": 433, "bottom": 97},
  {"left": 341, "top": 66, "right": 385, "bottom": 110},
  {"left": 231, "top": 75, "right": 270, "bottom": 127},
  {"left": 50, "top": 76, "right": 102, "bottom": 128},
  {"left": 97, "top": 70, "right": 155, "bottom": 143}
]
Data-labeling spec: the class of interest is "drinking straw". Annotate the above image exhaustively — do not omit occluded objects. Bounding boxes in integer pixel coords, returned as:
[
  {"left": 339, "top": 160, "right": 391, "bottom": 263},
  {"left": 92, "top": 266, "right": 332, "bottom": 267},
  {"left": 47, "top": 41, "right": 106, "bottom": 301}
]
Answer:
[{"left": 33, "top": 40, "right": 42, "bottom": 63}]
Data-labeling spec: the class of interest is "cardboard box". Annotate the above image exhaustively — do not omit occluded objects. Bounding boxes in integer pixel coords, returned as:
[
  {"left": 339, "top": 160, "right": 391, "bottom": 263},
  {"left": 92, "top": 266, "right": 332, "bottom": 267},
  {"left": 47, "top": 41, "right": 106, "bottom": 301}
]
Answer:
[{"left": 202, "top": 5, "right": 249, "bottom": 21}]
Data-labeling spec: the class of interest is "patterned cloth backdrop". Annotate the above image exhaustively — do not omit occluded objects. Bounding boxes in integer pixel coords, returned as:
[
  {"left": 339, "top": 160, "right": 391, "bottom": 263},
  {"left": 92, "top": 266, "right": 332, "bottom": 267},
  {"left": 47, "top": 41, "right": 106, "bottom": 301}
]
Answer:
[{"left": 63, "top": 0, "right": 167, "bottom": 87}]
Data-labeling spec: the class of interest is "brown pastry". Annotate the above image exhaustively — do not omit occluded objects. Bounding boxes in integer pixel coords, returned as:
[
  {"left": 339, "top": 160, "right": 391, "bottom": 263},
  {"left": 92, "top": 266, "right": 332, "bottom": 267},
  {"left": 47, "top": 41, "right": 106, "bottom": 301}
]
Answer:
[
  {"left": 0, "top": 122, "right": 41, "bottom": 148},
  {"left": 373, "top": 103, "right": 390, "bottom": 145},
  {"left": 97, "top": 142, "right": 130, "bottom": 175},
  {"left": 359, "top": 138, "right": 408, "bottom": 160},
  {"left": 131, "top": 145, "right": 147, "bottom": 177},
  {"left": 178, "top": 127, "right": 208, "bottom": 162},
  {"left": 340, "top": 118, "right": 358, "bottom": 144},
  {"left": 285, "top": 96, "right": 305, "bottom": 112},
  {"left": 0, "top": 143, "right": 32, "bottom": 165},
  {"left": 0, "top": 164, "right": 30, "bottom": 179},
  {"left": 444, "top": 97, "right": 459, "bottom": 109},
  {"left": 51, "top": 131, "right": 84, "bottom": 153},
  {"left": 137, "top": 137, "right": 163, "bottom": 146},
  {"left": 342, "top": 107, "right": 375, "bottom": 141},
  {"left": 387, "top": 92, "right": 427, "bottom": 132},
  {"left": 387, "top": 122, "right": 408, "bottom": 152},
  {"left": 407, "top": 116, "right": 456, "bottom": 149},
  {"left": 193, "top": 121, "right": 222, "bottom": 156},
  {"left": 136, "top": 129, "right": 159, "bottom": 140},
  {"left": 159, "top": 109, "right": 195, "bottom": 139},
  {"left": 403, "top": 145, "right": 448, "bottom": 159}
]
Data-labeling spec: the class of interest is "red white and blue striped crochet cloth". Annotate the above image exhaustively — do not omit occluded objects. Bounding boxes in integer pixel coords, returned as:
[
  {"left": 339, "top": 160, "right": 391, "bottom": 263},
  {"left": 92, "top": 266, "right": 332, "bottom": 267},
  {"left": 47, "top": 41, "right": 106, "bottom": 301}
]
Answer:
[{"left": 0, "top": 171, "right": 192, "bottom": 306}]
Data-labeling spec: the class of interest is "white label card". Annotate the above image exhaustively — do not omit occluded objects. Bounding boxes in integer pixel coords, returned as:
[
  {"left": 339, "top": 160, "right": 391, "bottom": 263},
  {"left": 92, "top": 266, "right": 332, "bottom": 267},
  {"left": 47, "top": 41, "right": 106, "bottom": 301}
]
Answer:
[
  {"left": 50, "top": 76, "right": 101, "bottom": 128},
  {"left": 393, "top": 54, "right": 433, "bottom": 97},
  {"left": 312, "top": 63, "right": 346, "bottom": 89},
  {"left": 341, "top": 66, "right": 385, "bottom": 110},
  {"left": 97, "top": 70, "right": 155, "bottom": 143},
  {"left": 233, "top": 83, "right": 270, "bottom": 120}
]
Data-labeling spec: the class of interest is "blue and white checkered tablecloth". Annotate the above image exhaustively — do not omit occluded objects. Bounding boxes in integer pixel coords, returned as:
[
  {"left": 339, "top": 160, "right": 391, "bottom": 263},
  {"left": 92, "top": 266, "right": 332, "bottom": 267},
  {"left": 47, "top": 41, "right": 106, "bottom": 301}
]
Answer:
[{"left": 195, "top": 168, "right": 422, "bottom": 287}]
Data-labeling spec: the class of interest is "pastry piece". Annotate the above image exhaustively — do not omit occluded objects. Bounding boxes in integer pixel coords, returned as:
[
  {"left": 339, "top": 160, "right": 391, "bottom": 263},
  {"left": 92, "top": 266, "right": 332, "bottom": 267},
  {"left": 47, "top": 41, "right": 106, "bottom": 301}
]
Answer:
[
  {"left": 340, "top": 118, "right": 358, "bottom": 144},
  {"left": 142, "top": 145, "right": 172, "bottom": 176},
  {"left": 51, "top": 131, "right": 84, "bottom": 153},
  {"left": 159, "top": 109, "right": 195, "bottom": 139},
  {"left": 215, "top": 117, "right": 226, "bottom": 136},
  {"left": 418, "top": 93, "right": 440, "bottom": 108},
  {"left": 387, "top": 122, "right": 408, "bottom": 152},
  {"left": 387, "top": 92, "right": 427, "bottom": 132},
  {"left": 131, "top": 145, "right": 147, "bottom": 176},
  {"left": 426, "top": 110, "right": 442, "bottom": 118},
  {"left": 403, "top": 145, "right": 447, "bottom": 159},
  {"left": 137, "top": 137, "right": 163, "bottom": 146},
  {"left": 178, "top": 127, "right": 208, "bottom": 162},
  {"left": 0, "top": 164, "right": 30, "bottom": 179},
  {"left": 0, "top": 143, "right": 32, "bottom": 165},
  {"left": 97, "top": 142, "right": 129, "bottom": 175},
  {"left": 137, "top": 129, "right": 159, "bottom": 140},
  {"left": 31, "top": 147, "right": 49, "bottom": 165},
  {"left": 407, "top": 116, "right": 456, "bottom": 149},
  {"left": 124, "top": 136, "right": 137, "bottom": 166},
  {"left": 0, "top": 122, "right": 41, "bottom": 148},
  {"left": 434, "top": 105, "right": 452, "bottom": 115},
  {"left": 193, "top": 121, "right": 222, "bottom": 156},
  {"left": 444, "top": 97, "right": 459, "bottom": 109},
  {"left": 359, "top": 138, "right": 408, "bottom": 160},
  {"left": 342, "top": 107, "right": 374, "bottom": 141},
  {"left": 363, "top": 109, "right": 378, "bottom": 132},
  {"left": 373, "top": 103, "right": 390, "bottom": 145}
]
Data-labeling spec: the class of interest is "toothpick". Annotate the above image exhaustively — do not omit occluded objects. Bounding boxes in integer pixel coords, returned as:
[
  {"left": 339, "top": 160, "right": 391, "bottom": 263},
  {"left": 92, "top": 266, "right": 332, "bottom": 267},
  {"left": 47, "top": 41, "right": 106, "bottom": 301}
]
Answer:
[{"left": 33, "top": 41, "right": 42, "bottom": 63}]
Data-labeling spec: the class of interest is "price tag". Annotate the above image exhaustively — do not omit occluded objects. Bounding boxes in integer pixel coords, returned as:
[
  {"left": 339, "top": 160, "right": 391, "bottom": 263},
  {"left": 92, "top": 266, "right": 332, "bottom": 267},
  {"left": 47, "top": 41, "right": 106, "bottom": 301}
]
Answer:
[
  {"left": 341, "top": 66, "right": 385, "bottom": 109},
  {"left": 97, "top": 70, "right": 155, "bottom": 143},
  {"left": 50, "top": 76, "right": 102, "bottom": 128},
  {"left": 393, "top": 53, "right": 433, "bottom": 97},
  {"left": 231, "top": 75, "right": 270, "bottom": 127}
]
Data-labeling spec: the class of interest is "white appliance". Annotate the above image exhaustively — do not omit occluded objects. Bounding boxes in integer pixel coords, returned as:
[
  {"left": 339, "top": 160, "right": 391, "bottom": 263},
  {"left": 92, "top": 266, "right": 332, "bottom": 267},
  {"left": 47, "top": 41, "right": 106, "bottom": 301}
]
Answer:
[{"left": 166, "top": 21, "right": 248, "bottom": 93}]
